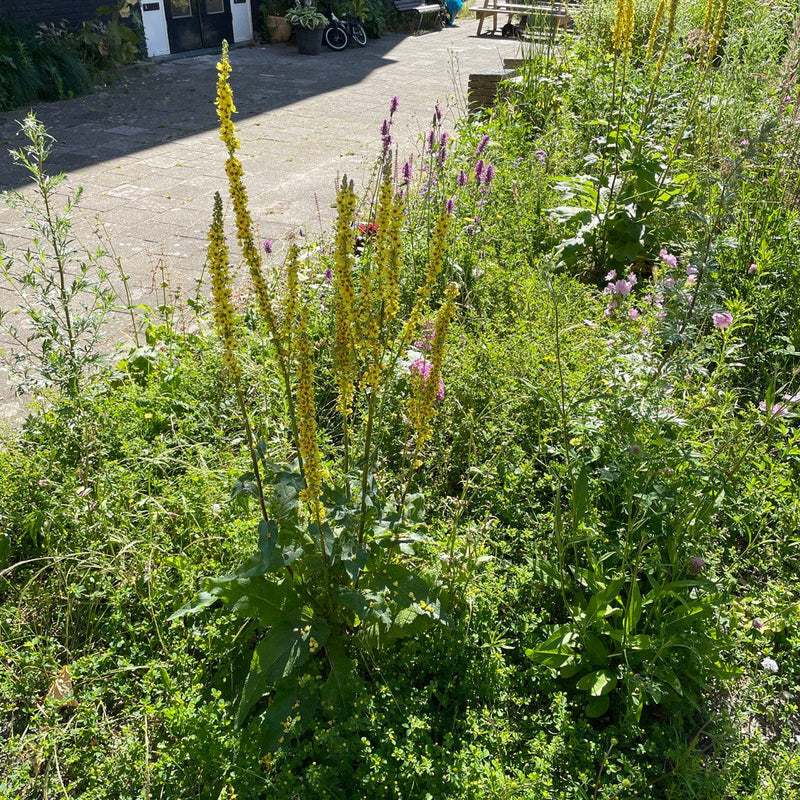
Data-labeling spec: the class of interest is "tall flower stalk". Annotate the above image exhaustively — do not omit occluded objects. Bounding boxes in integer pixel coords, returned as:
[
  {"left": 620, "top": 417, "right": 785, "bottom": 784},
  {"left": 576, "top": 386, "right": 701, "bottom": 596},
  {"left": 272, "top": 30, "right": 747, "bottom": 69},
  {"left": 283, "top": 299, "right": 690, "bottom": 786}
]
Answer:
[
  {"left": 207, "top": 191, "right": 269, "bottom": 522},
  {"left": 215, "top": 41, "right": 301, "bottom": 463}
]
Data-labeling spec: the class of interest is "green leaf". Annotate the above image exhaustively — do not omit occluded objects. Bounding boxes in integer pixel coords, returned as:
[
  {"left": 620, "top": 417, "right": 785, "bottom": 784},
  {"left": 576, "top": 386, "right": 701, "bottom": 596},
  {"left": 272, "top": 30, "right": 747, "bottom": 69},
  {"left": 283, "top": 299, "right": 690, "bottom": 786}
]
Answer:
[
  {"left": 623, "top": 581, "right": 642, "bottom": 636},
  {"left": 257, "top": 678, "right": 298, "bottom": 752},
  {"left": 320, "top": 636, "right": 357, "bottom": 709},
  {"left": 585, "top": 694, "right": 610, "bottom": 718},
  {"left": 237, "top": 618, "right": 306, "bottom": 726},
  {"left": 576, "top": 669, "right": 617, "bottom": 697},
  {"left": 216, "top": 575, "right": 294, "bottom": 627}
]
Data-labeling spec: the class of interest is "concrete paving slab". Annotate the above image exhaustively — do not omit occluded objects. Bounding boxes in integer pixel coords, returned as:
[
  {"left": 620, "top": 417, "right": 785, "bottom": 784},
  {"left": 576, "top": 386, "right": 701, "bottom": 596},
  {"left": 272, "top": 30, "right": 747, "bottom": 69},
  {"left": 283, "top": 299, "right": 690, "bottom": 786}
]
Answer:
[{"left": 0, "top": 22, "right": 523, "bottom": 420}]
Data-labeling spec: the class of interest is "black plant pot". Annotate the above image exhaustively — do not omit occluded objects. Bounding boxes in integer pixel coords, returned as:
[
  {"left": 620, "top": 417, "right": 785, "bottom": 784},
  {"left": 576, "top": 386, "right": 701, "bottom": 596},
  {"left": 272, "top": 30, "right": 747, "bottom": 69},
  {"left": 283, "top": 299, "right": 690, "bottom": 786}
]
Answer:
[{"left": 294, "top": 25, "right": 325, "bottom": 55}]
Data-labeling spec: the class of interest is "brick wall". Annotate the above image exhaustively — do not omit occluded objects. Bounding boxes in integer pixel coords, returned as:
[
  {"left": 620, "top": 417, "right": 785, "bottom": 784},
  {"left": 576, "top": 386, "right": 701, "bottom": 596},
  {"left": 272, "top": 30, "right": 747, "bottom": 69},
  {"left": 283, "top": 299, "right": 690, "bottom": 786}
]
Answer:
[{"left": 0, "top": 0, "right": 101, "bottom": 27}]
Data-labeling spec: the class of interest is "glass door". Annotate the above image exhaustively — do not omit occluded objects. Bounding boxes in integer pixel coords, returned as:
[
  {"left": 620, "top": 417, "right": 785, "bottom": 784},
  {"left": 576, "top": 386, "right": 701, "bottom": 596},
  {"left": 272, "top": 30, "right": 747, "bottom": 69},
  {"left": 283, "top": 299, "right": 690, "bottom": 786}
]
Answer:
[{"left": 165, "top": 0, "right": 234, "bottom": 52}]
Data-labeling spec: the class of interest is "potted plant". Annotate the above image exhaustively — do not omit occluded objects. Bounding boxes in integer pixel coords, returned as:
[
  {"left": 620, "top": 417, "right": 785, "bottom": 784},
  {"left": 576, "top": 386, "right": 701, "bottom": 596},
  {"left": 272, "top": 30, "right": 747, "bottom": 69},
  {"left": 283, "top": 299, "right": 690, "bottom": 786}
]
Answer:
[
  {"left": 285, "top": 0, "right": 328, "bottom": 54},
  {"left": 261, "top": 0, "right": 292, "bottom": 43}
]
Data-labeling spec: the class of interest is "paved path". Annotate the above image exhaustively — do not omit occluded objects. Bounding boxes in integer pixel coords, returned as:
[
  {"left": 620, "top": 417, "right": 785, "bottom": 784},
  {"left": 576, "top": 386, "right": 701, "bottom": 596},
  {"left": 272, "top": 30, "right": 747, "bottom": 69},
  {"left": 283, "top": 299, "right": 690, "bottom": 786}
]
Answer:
[{"left": 0, "top": 23, "right": 520, "bottom": 420}]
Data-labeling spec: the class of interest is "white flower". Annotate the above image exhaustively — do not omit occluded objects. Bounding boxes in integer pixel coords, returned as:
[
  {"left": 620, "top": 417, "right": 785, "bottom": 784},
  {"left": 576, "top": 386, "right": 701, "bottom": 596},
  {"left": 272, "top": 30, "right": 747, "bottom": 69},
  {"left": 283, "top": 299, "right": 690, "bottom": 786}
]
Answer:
[{"left": 760, "top": 656, "right": 779, "bottom": 674}]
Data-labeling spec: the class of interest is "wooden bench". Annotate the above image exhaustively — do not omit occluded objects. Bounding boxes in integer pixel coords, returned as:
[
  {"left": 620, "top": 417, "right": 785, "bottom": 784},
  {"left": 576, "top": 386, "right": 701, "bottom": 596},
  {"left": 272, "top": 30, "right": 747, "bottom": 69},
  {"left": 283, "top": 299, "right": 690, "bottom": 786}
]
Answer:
[
  {"left": 394, "top": 0, "right": 446, "bottom": 32},
  {"left": 469, "top": 0, "right": 575, "bottom": 36}
]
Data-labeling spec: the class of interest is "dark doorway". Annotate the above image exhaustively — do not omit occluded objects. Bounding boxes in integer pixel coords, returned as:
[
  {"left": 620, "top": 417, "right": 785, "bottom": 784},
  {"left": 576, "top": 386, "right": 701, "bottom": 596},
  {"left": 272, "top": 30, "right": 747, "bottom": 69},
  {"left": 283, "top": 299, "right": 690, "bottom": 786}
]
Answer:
[{"left": 164, "top": 0, "right": 234, "bottom": 53}]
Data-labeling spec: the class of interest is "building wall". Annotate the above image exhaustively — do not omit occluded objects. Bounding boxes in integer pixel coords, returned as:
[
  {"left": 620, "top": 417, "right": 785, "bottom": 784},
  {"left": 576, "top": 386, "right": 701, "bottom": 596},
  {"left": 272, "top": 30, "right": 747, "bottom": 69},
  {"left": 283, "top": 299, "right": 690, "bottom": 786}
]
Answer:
[{"left": 0, "top": 0, "right": 101, "bottom": 27}]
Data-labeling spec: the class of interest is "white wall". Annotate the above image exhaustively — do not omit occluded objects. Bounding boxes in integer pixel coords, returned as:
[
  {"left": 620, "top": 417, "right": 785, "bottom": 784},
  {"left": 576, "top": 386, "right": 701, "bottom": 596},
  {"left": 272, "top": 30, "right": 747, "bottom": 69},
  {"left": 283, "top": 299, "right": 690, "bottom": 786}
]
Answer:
[
  {"left": 232, "top": 0, "right": 254, "bottom": 42},
  {"left": 140, "top": 2, "right": 170, "bottom": 56}
]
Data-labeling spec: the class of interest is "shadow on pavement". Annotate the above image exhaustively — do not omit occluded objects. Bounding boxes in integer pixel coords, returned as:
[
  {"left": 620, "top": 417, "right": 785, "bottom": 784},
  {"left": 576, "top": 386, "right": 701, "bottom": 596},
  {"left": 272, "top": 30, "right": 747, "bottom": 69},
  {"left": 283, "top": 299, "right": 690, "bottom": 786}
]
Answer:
[{"left": 0, "top": 33, "right": 434, "bottom": 190}]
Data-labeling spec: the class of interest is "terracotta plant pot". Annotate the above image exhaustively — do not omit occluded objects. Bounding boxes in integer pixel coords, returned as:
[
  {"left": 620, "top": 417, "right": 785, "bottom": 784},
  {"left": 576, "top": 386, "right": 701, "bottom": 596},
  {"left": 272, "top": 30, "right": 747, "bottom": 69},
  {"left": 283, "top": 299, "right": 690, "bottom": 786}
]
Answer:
[
  {"left": 293, "top": 25, "right": 325, "bottom": 55},
  {"left": 266, "top": 15, "right": 292, "bottom": 43}
]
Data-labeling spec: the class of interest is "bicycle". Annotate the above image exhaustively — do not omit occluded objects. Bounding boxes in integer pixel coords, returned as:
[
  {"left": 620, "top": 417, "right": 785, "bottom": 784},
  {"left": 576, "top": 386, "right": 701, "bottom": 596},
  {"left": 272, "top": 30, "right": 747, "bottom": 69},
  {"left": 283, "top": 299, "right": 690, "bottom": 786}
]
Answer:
[{"left": 323, "top": 8, "right": 368, "bottom": 49}]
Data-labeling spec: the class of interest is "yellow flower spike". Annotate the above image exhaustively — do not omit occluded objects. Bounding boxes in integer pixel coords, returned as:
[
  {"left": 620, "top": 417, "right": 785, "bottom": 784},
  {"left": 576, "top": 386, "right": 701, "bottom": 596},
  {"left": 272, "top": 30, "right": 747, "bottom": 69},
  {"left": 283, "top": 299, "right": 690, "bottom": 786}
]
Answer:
[
  {"left": 215, "top": 41, "right": 283, "bottom": 351},
  {"left": 206, "top": 191, "right": 241, "bottom": 381},
  {"left": 612, "top": 0, "right": 635, "bottom": 56},
  {"left": 399, "top": 209, "right": 453, "bottom": 351},
  {"left": 283, "top": 245, "right": 300, "bottom": 359},
  {"left": 295, "top": 304, "right": 324, "bottom": 521},
  {"left": 706, "top": 0, "right": 728, "bottom": 68},
  {"left": 333, "top": 177, "right": 357, "bottom": 418},
  {"left": 215, "top": 42, "right": 239, "bottom": 154},
  {"left": 645, "top": 0, "right": 666, "bottom": 60},
  {"left": 406, "top": 283, "right": 458, "bottom": 458}
]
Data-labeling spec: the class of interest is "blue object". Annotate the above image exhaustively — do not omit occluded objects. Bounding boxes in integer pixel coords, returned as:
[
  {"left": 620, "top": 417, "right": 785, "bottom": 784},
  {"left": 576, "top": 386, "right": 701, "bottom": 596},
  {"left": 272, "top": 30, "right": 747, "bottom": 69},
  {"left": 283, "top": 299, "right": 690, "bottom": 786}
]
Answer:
[{"left": 445, "top": 0, "right": 462, "bottom": 24}]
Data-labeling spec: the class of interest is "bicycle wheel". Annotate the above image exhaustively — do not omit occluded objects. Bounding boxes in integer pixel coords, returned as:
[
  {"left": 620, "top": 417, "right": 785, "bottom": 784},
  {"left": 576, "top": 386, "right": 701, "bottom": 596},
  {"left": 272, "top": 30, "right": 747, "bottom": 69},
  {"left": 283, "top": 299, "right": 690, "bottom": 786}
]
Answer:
[
  {"left": 351, "top": 21, "right": 367, "bottom": 46},
  {"left": 324, "top": 24, "right": 348, "bottom": 50}
]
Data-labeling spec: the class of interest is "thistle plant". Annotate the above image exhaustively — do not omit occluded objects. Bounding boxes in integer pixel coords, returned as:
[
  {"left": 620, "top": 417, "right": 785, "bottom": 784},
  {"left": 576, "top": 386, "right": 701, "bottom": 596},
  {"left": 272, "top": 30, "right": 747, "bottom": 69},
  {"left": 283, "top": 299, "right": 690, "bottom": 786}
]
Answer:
[{"left": 174, "top": 53, "right": 460, "bottom": 752}]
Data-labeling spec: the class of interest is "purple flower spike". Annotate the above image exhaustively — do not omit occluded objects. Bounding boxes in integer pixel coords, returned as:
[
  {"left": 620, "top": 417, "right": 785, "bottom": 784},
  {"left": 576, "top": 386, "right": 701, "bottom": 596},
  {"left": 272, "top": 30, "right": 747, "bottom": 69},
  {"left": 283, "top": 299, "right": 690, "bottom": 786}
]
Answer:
[
  {"left": 484, "top": 164, "right": 495, "bottom": 186},
  {"left": 476, "top": 134, "right": 490, "bottom": 155},
  {"left": 402, "top": 160, "right": 413, "bottom": 181},
  {"left": 535, "top": 149, "right": 547, "bottom": 166},
  {"left": 440, "top": 131, "right": 449, "bottom": 148},
  {"left": 389, "top": 95, "right": 400, "bottom": 115},
  {"left": 381, "top": 119, "right": 391, "bottom": 137},
  {"left": 474, "top": 159, "right": 485, "bottom": 182},
  {"left": 457, "top": 170, "right": 467, "bottom": 186},
  {"left": 323, "top": 267, "right": 333, "bottom": 284},
  {"left": 263, "top": 239, "right": 274, "bottom": 254},
  {"left": 426, "top": 130, "right": 436, "bottom": 151},
  {"left": 435, "top": 104, "right": 443, "bottom": 124},
  {"left": 446, "top": 197, "right": 455, "bottom": 214}
]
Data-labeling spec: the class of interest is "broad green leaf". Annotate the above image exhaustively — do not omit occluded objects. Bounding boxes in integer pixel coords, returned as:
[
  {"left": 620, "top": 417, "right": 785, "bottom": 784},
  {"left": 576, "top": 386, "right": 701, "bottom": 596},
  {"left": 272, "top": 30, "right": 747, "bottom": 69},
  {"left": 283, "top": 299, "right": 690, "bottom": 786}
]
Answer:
[
  {"left": 257, "top": 678, "right": 298, "bottom": 752},
  {"left": 320, "top": 636, "right": 357, "bottom": 709},
  {"left": 576, "top": 669, "right": 617, "bottom": 697},
  {"left": 585, "top": 694, "right": 610, "bottom": 718},
  {"left": 237, "top": 618, "right": 306, "bottom": 726}
]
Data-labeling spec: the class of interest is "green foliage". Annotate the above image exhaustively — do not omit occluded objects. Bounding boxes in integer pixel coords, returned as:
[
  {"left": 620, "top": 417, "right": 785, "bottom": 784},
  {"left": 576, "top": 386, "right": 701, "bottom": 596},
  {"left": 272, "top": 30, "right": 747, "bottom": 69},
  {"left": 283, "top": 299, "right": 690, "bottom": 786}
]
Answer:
[
  {"left": 0, "top": 18, "right": 93, "bottom": 111},
  {"left": 4, "top": 2, "right": 800, "bottom": 797}
]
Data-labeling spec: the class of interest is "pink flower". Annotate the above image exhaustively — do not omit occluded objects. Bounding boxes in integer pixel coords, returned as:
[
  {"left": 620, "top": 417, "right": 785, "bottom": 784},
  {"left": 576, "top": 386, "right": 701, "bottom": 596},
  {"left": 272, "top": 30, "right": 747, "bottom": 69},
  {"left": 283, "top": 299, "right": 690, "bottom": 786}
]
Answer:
[
  {"left": 605, "top": 269, "right": 617, "bottom": 281},
  {"left": 663, "top": 277, "right": 676, "bottom": 288},
  {"left": 411, "top": 358, "right": 432, "bottom": 380},
  {"left": 628, "top": 308, "right": 640, "bottom": 320},
  {"left": 612, "top": 279, "right": 634, "bottom": 296},
  {"left": 748, "top": 263, "right": 758, "bottom": 275},
  {"left": 659, "top": 248, "right": 677, "bottom": 268},
  {"left": 688, "top": 557, "right": 705, "bottom": 576},
  {"left": 712, "top": 312, "right": 733, "bottom": 329},
  {"left": 584, "top": 319, "right": 598, "bottom": 329},
  {"left": 389, "top": 95, "right": 400, "bottom": 114},
  {"left": 263, "top": 239, "right": 274, "bottom": 254},
  {"left": 759, "top": 401, "right": 788, "bottom": 417},
  {"left": 783, "top": 390, "right": 800, "bottom": 403}
]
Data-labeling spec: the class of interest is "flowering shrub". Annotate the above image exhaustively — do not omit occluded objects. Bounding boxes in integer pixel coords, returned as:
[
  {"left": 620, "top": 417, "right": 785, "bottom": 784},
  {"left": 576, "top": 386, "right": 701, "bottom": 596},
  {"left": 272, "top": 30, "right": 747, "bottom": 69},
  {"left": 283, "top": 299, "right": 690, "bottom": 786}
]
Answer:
[{"left": 173, "top": 45, "right": 462, "bottom": 746}]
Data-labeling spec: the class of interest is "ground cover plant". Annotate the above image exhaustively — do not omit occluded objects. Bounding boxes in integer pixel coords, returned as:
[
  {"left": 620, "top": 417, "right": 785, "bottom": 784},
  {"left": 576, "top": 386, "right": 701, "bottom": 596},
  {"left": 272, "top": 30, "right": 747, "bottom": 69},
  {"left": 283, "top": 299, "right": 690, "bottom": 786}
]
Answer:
[{"left": 1, "top": 0, "right": 800, "bottom": 796}]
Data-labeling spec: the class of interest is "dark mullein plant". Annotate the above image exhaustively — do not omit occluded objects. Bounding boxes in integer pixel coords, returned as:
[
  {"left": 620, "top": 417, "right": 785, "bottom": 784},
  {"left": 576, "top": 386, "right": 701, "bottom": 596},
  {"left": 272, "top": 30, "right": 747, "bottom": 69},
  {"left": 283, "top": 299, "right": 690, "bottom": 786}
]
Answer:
[{"left": 172, "top": 44, "right": 460, "bottom": 752}]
